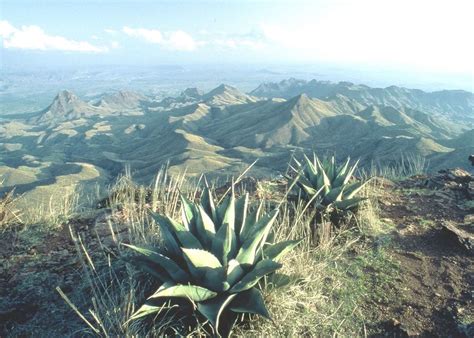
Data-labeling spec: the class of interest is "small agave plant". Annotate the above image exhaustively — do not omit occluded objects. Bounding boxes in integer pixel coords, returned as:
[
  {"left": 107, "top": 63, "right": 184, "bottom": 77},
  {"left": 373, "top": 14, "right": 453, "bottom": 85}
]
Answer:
[
  {"left": 124, "top": 183, "right": 300, "bottom": 337},
  {"left": 290, "top": 153, "right": 370, "bottom": 212}
]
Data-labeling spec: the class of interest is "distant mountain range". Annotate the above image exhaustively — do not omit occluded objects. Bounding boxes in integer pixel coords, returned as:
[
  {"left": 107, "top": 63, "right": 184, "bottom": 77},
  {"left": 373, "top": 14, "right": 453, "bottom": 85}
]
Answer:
[
  {"left": 251, "top": 78, "right": 474, "bottom": 123},
  {"left": 1, "top": 78, "right": 473, "bottom": 199}
]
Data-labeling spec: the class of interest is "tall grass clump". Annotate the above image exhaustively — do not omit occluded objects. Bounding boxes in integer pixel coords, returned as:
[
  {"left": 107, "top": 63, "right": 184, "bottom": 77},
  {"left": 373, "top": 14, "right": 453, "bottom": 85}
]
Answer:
[
  {"left": 0, "top": 187, "right": 21, "bottom": 230},
  {"left": 57, "top": 167, "right": 191, "bottom": 336},
  {"left": 365, "top": 153, "right": 428, "bottom": 181}
]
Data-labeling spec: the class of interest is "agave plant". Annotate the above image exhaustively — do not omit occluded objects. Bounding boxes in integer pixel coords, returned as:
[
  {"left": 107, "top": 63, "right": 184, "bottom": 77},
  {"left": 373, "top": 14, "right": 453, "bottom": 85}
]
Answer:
[
  {"left": 290, "top": 153, "right": 370, "bottom": 211},
  {"left": 124, "top": 184, "right": 300, "bottom": 337}
]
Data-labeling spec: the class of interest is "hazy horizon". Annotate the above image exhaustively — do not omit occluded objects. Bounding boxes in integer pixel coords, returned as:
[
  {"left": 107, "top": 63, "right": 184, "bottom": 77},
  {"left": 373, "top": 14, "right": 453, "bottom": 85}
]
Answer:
[{"left": 1, "top": 0, "right": 473, "bottom": 92}]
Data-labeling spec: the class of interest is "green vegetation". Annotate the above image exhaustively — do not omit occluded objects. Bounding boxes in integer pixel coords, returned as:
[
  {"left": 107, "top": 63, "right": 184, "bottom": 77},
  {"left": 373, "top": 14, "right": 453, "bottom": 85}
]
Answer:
[
  {"left": 124, "top": 183, "right": 300, "bottom": 336},
  {"left": 47, "top": 153, "right": 403, "bottom": 337},
  {"left": 290, "top": 153, "right": 370, "bottom": 212}
]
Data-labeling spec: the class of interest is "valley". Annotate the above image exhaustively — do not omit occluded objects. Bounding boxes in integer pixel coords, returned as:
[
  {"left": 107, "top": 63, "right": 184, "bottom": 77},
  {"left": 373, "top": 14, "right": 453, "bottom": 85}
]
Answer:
[{"left": 1, "top": 79, "right": 472, "bottom": 207}]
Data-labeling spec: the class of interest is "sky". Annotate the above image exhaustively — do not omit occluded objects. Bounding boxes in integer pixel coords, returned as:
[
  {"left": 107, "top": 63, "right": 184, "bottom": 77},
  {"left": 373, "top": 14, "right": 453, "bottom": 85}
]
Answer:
[{"left": 0, "top": 0, "right": 473, "bottom": 78}]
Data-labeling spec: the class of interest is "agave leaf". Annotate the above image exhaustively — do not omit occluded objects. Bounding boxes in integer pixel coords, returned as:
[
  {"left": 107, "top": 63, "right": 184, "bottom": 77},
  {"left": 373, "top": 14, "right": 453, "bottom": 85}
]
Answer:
[
  {"left": 148, "top": 283, "right": 217, "bottom": 302},
  {"left": 153, "top": 213, "right": 202, "bottom": 249},
  {"left": 344, "top": 179, "right": 371, "bottom": 199},
  {"left": 333, "top": 197, "right": 367, "bottom": 210},
  {"left": 296, "top": 174, "right": 317, "bottom": 193},
  {"left": 182, "top": 248, "right": 227, "bottom": 291},
  {"left": 296, "top": 183, "right": 318, "bottom": 201},
  {"left": 234, "top": 193, "right": 248, "bottom": 238},
  {"left": 325, "top": 156, "right": 335, "bottom": 182},
  {"left": 263, "top": 239, "right": 302, "bottom": 262},
  {"left": 229, "top": 287, "right": 270, "bottom": 319},
  {"left": 197, "top": 293, "right": 237, "bottom": 335},
  {"left": 180, "top": 195, "right": 197, "bottom": 233},
  {"left": 130, "top": 256, "right": 173, "bottom": 283},
  {"left": 315, "top": 157, "right": 331, "bottom": 193},
  {"left": 230, "top": 259, "right": 282, "bottom": 293},
  {"left": 303, "top": 154, "right": 318, "bottom": 186},
  {"left": 343, "top": 159, "right": 360, "bottom": 185},
  {"left": 226, "top": 259, "right": 245, "bottom": 286},
  {"left": 201, "top": 185, "right": 217, "bottom": 221},
  {"left": 333, "top": 157, "right": 351, "bottom": 186},
  {"left": 236, "top": 209, "right": 279, "bottom": 265},
  {"left": 150, "top": 211, "right": 181, "bottom": 256},
  {"left": 216, "top": 195, "right": 231, "bottom": 230},
  {"left": 221, "top": 187, "right": 235, "bottom": 230},
  {"left": 122, "top": 244, "right": 188, "bottom": 283},
  {"left": 322, "top": 185, "right": 345, "bottom": 204},
  {"left": 182, "top": 248, "right": 222, "bottom": 269},
  {"left": 212, "top": 221, "right": 237, "bottom": 266},
  {"left": 239, "top": 200, "right": 263, "bottom": 243},
  {"left": 195, "top": 205, "right": 216, "bottom": 248}
]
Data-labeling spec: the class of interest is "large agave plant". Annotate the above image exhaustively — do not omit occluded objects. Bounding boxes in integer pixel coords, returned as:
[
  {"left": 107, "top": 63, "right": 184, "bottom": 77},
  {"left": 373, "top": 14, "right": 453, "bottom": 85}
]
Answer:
[
  {"left": 290, "top": 153, "right": 370, "bottom": 211},
  {"left": 124, "top": 184, "right": 300, "bottom": 337}
]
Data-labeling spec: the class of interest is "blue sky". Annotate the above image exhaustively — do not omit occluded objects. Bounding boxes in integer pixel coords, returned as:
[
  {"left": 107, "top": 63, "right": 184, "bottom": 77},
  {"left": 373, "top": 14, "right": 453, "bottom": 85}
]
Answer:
[{"left": 1, "top": 0, "right": 473, "bottom": 76}]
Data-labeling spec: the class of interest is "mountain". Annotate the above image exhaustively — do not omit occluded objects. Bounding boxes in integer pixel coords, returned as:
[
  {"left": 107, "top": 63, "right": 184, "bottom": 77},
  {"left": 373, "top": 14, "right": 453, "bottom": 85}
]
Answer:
[
  {"left": 181, "top": 87, "right": 202, "bottom": 99},
  {"left": 202, "top": 84, "right": 259, "bottom": 106},
  {"left": 1, "top": 81, "right": 473, "bottom": 204},
  {"left": 251, "top": 79, "right": 474, "bottom": 123},
  {"left": 95, "top": 91, "right": 146, "bottom": 111},
  {"left": 36, "top": 90, "right": 103, "bottom": 124},
  {"left": 197, "top": 94, "right": 339, "bottom": 148}
]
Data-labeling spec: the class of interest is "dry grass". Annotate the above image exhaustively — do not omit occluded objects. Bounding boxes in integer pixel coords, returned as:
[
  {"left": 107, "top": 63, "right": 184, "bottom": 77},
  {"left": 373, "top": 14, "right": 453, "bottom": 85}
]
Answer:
[
  {"left": 0, "top": 187, "right": 22, "bottom": 230},
  {"left": 56, "top": 163, "right": 395, "bottom": 337}
]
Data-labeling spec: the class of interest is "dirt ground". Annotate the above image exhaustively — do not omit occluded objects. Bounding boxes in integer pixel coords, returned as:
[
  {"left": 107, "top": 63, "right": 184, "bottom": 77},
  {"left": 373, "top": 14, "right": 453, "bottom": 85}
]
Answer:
[{"left": 369, "top": 171, "right": 473, "bottom": 337}]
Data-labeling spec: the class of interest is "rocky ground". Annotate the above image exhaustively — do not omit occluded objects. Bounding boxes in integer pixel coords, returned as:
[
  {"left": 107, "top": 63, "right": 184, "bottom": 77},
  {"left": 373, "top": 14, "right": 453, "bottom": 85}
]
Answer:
[
  {"left": 0, "top": 169, "right": 473, "bottom": 337},
  {"left": 368, "top": 168, "right": 473, "bottom": 337}
]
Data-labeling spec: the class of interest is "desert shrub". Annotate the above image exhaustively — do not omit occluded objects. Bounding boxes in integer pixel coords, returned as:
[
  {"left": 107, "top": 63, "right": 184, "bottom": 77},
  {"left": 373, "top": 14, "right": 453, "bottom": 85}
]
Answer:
[
  {"left": 124, "top": 182, "right": 301, "bottom": 337},
  {"left": 288, "top": 153, "right": 371, "bottom": 242}
]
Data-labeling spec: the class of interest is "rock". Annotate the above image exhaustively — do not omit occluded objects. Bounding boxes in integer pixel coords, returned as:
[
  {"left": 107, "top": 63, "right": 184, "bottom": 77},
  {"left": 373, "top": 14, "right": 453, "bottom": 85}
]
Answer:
[
  {"left": 464, "top": 214, "right": 474, "bottom": 225},
  {"left": 386, "top": 318, "right": 422, "bottom": 337},
  {"left": 441, "top": 222, "right": 474, "bottom": 254},
  {"left": 439, "top": 168, "right": 472, "bottom": 184}
]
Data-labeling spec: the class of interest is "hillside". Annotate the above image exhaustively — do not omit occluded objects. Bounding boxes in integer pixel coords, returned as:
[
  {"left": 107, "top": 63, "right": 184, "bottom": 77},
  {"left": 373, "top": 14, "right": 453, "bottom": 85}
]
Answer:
[
  {"left": 0, "top": 80, "right": 472, "bottom": 204},
  {"left": 251, "top": 78, "right": 474, "bottom": 124}
]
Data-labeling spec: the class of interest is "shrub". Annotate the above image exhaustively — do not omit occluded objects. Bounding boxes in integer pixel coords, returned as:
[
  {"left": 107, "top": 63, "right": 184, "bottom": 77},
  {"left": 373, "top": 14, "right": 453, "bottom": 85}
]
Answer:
[
  {"left": 290, "top": 153, "right": 370, "bottom": 212},
  {"left": 124, "top": 183, "right": 300, "bottom": 337}
]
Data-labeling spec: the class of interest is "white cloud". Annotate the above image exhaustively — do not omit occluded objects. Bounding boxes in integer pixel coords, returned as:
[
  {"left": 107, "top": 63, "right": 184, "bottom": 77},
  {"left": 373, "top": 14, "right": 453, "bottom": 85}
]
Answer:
[
  {"left": 0, "top": 20, "right": 107, "bottom": 53},
  {"left": 259, "top": 0, "right": 474, "bottom": 73},
  {"left": 213, "top": 38, "right": 265, "bottom": 50},
  {"left": 122, "top": 26, "right": 163, "bottom": 44},
  {"left": 110, "top": 41, "right": 120, "bottom": 49},
  {"left": 121, "top": 26, "right": 198, "bottom": 51},
  {"left": 104, "top": 28, "right": 117, "bottom": 34},
  {"left": 165, "top": 30, "right": 196, "bottom": 51}
]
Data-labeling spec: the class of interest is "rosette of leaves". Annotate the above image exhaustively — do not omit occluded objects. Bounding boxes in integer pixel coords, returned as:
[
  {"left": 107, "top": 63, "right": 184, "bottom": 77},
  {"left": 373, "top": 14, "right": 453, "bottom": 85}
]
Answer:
[
  {"left": 124, "top": 184, "right": 300, "bottom": 337},
  {"left": 290, "top": 153, "right": 370, "bottom": 211}
]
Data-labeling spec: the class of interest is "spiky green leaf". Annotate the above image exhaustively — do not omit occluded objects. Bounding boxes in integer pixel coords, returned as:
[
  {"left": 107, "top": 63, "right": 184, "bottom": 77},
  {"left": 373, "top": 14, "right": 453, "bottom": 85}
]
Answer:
[
  {"left": 236, "top": 209, "right": 279, "bottom": 265},
  {"left": 263, "top": 239, "right": 302, "bottom": 262},
  {"left": 230, "top": 259, "right": 282, "bottom": 293},
  {"left": 229, "top": 287, "right": 270, "bottom": 319},
  {"left": 148, "top": 283, "right": 217, "bottom": 302},
  {"left": 212, "top": 221, "right": 237, "bottom": 266},
  {"left": 197, "top": 294, "right": 237, "bottom": 335},
  {"left": 153, "top": 213, "right": 202, "bottom": 249},
  {"left": 122, "top": 244, "right": 188, "bottom": 282}
]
